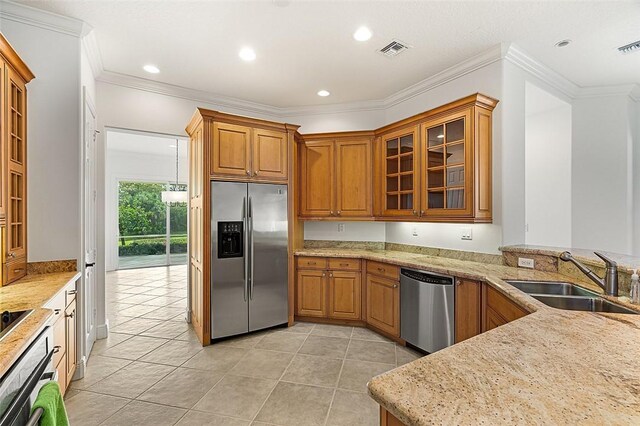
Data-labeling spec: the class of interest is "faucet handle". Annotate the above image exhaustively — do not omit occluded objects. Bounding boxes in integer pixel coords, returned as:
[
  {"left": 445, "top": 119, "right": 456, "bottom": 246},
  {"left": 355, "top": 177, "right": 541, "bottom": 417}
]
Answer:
[{"left": 594, "top": 251, "right": 617, "bottom": 268}]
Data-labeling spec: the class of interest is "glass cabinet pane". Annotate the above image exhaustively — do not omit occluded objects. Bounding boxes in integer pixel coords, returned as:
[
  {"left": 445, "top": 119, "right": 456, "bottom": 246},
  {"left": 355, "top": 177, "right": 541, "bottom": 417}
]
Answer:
[
  {"left": 447, "top": 189, "right": 465, "bottom": 209},
  {"left": 400, "top": 174, "right": 413, "bottom": 191},
  {"left": 386, "top": 158, "right": 398, "bottom": 174},
  {"left": 446, "top": 166, "right": 465, "bottom": 186},
  {"left": 400, "top": 194, "right": 413, "bottom": 209},
  {"left": 428, "top": 191, "right": 444, "bottom": 209},
  {"left": 446, "top": 119, "right": 464, "bottom": 143},
  {"left": 428, "top": 170, "right": 444, "bottom": 188},
  {"left": 387, "top": 194, "right": 398, "bottom": 210},
  {"left": 427, "top": 147, "right": 444, "bottom": 168},
  {"left": 428, "top": 125, "right": 444, "bottom": 147},
  {"left": 446, "top": 143, "right": 464, "bottom": 165},
  {"left": 386, "top": 138, "right": 398, "bottom": 157},
  {"left": 400, "top": 135, "right": 414, "bottom": 153},
  {"left": 400, "top": 154, "right": 413, "bottom": 173},
  {"left": 387, "top": 176, "right": 398, "bottom": 192}
]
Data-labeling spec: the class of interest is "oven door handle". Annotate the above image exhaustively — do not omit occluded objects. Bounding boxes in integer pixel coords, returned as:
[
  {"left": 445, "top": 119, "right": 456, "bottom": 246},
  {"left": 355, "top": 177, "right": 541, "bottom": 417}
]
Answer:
[{"left": 0, "top": 349, "right": 54, "bottom": 426}]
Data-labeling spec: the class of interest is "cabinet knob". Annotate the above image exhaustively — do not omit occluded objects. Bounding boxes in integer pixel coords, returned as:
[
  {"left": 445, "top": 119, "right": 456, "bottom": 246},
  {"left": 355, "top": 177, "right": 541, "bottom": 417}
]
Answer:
[
  {"left": 337, "top": 211, "right": 341, "bottom": 216},
  {"left": 456, "top": 280, "right": 461, "bottom": 286},
  {"left": 393, "top": 284, "right": 398, "bottom": 288},
  {"left": 412, "top": 210, "right": 417, "bottom": 216},
  {"left": 330, "top": 211, "right": 334, "bottom": 216},
  {"left": 246, "top": 170, "right": 251, "bottom": 176},
  {"left": 322, "top": 272, "right": 326, "bottom": 277},
  {"left": 378, "top": 267, "right": 385, "bottom": 272},
  {"left": 7, "top": 252, "right": 15, "bottom": 259},
  {"left": 420, "top": 210, "right": 425, "bottom": 216},
  {"left": 254, "top": 171, "right": 259, "bottom": 176},
  {"left": 53, "top": 345, "right": 61, "bottom": 354},
  {"left": 329, "top": 273, "right": 333, "bottom": 278}
]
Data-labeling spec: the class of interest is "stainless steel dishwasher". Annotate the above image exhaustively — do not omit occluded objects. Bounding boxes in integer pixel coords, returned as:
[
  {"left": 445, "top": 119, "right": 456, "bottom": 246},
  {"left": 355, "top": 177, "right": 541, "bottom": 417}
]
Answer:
[{"left": 400, "top": 268, "right": 454, "bottom": 353}]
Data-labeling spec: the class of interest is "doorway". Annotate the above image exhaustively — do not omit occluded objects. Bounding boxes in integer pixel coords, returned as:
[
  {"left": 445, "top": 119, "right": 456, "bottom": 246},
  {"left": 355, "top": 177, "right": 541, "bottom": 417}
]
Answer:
[{"left": 105, "top": 129, "right": 188, "bottom": 272}]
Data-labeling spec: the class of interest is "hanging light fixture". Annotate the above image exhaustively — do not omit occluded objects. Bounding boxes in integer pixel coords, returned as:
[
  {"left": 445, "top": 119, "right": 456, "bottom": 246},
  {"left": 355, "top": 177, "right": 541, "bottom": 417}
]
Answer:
[{"left": 161, "top": 139, "right": 188, "bottom": 205}]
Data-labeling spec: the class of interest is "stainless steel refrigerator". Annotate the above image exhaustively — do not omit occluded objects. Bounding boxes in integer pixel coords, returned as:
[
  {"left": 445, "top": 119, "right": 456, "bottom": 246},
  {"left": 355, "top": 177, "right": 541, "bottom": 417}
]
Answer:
[{"left": 211, "top": 181, "right": 288, "bottom": 339}]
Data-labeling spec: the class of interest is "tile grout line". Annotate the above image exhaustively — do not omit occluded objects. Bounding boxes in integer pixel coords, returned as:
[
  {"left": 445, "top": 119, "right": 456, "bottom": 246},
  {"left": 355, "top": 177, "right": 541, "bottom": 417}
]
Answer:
[{"left": 322, "top": 326, "right": 354, "bottom": 426}]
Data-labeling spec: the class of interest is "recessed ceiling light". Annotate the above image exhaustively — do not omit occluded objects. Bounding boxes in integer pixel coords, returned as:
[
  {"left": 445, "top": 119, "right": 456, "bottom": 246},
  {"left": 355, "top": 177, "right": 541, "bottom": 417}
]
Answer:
[
  {"left": 143, "top": 64, "right": 160, "bottom": 74},
  {"left": 353, "top": 26, "right": 372, "bottom": 42},
  {"left": 239, "top": 47, "right": 256, "bottom": 61},
  {"left": 317, "top": 90, "right": 330, "bottom": 97},
  {"left": 437, "top": 134, "right": 444, "bottom": 139},
  {"left": 555, "top": 39, "right": 571, "bottom": 48}
]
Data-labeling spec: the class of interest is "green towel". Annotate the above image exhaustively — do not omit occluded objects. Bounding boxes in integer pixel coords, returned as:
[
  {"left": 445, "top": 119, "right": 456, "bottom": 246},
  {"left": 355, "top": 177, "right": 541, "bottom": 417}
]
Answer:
[{"left": 31, "top": 381, "right": 69, "bottom": 426}]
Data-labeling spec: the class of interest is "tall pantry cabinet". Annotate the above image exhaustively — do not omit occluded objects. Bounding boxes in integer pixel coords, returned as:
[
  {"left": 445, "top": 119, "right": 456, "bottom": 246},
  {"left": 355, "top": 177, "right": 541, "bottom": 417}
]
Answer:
[{"left": 0, "top": 34, "right": 34, "bottom": 285}]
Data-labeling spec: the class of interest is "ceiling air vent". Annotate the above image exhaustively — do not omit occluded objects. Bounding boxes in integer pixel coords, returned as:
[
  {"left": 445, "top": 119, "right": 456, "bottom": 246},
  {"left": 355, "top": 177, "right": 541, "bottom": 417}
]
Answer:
[
  {"left": 618, "top": 40, "right": 640, "bottom": 54},
  {"left": 378, "top": 39, "right": 411, "bottom": 57}
]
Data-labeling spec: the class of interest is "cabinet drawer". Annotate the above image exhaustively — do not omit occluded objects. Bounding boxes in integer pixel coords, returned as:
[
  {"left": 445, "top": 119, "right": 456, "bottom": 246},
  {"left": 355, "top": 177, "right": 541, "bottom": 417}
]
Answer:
[
  {"left": 485, "top": 285, "right": 528, "bottom": 323},
  {"left": 366, "top": 261, "right": 399, "bottom": 281},
  {"left": 65, "top": 282, "right": 77, "bottom": 307},
  {"left": 52, "top": 316, "right": 66, "bottom": 367},
  {"left": 296, "top": 256, "right": 328, "bottom": 270},
  {"left": 328, "top": 258, "right": 360, "bottom": 271},
  {"left": 5, "top": 258, "right": 26, "bottom": 284}
]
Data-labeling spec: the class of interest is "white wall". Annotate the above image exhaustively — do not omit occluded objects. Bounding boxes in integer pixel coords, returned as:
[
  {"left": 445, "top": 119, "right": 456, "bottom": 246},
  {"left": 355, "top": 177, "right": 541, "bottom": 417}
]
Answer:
[
  {"left": 524, "top": 83, "right": 572, "bottom": 247},
  {"left": 0, "top": 19, "right": 82, "bottom": 263},
  {"left": 105, "top": 131, "right": 187, "bottom": 271},
  {"left": 634, "top": 99, "right": 640, "bottom": 256},
  {"left": 304, "top": 222, "right": 385, "bottom": 242},
  {"left": 571, "top": 95, "right": 634, "bottom": 254}
]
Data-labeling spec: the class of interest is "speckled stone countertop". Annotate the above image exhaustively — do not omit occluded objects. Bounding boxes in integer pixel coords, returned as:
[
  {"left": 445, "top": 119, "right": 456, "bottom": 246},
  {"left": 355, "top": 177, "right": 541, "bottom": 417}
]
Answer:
[
  {"left": 0, "top": 271, "right": 81, "bottom": 378},
  {"left": 295, "top": 248, "right": 640, "bottom": 425}
]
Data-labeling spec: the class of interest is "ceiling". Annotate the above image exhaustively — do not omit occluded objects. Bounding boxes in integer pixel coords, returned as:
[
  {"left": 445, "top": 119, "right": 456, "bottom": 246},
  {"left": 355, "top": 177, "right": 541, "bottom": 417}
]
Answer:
[{"left": 14, "top": 1, "right": 640, "bottom": 107}]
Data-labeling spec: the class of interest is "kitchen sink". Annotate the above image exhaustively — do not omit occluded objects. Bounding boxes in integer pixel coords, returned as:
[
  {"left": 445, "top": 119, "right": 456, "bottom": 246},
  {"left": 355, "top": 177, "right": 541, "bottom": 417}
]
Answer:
[
  {"left": 505, "top": 280, "right": 599, "bottom": 297},
  {"left": 531, "top": 295, "right": 639, "bottom": 315}
]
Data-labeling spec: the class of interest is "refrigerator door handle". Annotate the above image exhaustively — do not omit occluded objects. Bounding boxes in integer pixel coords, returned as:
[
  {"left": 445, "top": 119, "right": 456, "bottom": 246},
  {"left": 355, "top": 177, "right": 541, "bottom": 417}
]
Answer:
[
  {"left": 243, "top": 196, "right": 248, "bottom": 302},
  {"left": 249, "top": 195, "right": 254, "bottom": 300}
]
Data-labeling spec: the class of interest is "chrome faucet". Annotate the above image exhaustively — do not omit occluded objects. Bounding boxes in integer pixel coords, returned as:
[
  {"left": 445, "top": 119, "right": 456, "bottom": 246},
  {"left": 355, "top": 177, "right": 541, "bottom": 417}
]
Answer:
[{"left": 559, "top": 251, "right": 618, "bottom": 297}]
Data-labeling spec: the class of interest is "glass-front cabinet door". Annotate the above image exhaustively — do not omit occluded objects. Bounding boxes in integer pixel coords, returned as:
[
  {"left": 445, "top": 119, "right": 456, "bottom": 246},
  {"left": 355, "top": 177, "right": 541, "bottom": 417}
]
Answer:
[
  {"left": 380, "top": 127, "right": 420, "bottom": 217},
  {"left": 421, "top": 109, "right": 473, "bottom": 218}
]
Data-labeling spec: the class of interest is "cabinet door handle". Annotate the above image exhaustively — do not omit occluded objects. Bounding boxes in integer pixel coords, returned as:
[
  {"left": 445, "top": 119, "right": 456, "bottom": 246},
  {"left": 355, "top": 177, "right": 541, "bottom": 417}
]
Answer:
[
  {"left": 54, "top": 309, "right": 61, "bottom": 315},
  {"left": 67, "top": 290, "right": 77, "bottom": 295},
  {"left": 66, "top": 311, "right": 75, "bottom": 319},
  {"left": 308, "top": 261, "right": 316, "bottom": 265},
  {"left": 13, "top": 268, "right": 24, "bottom": 273},
  {"left": 339, "top": 263, "right": 349, "bottom": 267},
  {"left": 378, "top": 267, "right": 385, "bottom": 272},
  {"left": 53, "top": 345, "right": 61, "bottom": 354}
]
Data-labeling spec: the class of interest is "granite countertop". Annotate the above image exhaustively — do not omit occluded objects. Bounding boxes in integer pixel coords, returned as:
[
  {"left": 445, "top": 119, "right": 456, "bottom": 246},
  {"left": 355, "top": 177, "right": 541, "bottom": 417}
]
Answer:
[
  {"left": 0, "top": 271, "right": 81, "bottom": 378},
  {"left": 295, "top": 248, "right": 640, "bottom": 425}
]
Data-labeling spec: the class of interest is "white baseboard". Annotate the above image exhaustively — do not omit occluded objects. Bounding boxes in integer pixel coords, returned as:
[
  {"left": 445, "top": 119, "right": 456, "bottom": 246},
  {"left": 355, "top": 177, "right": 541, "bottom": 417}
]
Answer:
[
  {"left": 72, "top": 355, "right": 87, "bottom": 380},
  {"left": 96, "top": 321, "right": 109, "bottom": 339}
]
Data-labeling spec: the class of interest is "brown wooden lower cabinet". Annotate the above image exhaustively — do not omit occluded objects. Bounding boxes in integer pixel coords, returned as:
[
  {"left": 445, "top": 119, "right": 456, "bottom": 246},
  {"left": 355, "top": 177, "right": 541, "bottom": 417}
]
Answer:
[
  {"left": 296, "top": 269, "right": 327, "bottom": 317},
  {"left": 380, "top": 407, "right": 405, "bottom": 426},
  {"left": 454, "top": 279, "right": 482, "bottom": 343},
  {"left": 328, "top": 271, "right": 361, "bottom": 320},
  {"left": 482, "top": 284, "right": 528, "bottom": 332},
  {"left": 366, "top": 273, "right": 400, "bottom": 337}
]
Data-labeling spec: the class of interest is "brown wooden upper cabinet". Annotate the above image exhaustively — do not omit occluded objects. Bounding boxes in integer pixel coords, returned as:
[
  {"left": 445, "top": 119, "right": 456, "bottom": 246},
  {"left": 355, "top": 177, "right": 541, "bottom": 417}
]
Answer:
[
  {"left": 299, "top": 133, "right": 373, "bottom": 219},
  {"left": 377, "top": 126, "right": 420, "bottom": 218},
  {"left": 375, "top": 94, "right": 497, "bottom": 222},
  {"left": 0, "top": 34, "right": 34, "bottom": 285},
  {"left": 211, "top": 121, "right": 288, "bottom": 181}
]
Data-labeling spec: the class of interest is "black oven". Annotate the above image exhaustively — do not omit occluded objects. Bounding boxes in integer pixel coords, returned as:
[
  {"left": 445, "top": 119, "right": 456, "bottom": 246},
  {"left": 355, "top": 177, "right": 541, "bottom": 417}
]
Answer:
[{"left": 0, "top": 327, "right": 55, "bottom": 426}]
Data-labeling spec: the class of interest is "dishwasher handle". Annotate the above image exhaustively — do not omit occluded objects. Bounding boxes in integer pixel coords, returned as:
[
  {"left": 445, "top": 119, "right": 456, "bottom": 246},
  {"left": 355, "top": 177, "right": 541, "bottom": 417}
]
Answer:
[{"left": 400, "top": 268, "right": 453, "bottom": 285}]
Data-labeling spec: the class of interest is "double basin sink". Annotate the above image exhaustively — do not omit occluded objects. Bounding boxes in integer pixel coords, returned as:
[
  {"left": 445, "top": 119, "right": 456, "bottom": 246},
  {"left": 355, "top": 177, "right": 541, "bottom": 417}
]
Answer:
[{"left": 505, "top": 281, "right": 638, "bottom": 315}]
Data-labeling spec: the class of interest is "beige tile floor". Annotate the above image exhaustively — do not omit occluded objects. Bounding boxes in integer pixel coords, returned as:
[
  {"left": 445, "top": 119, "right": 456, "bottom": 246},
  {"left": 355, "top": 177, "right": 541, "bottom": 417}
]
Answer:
[{"left": 65, "top": 265, "right": 423, "bottom": 425}]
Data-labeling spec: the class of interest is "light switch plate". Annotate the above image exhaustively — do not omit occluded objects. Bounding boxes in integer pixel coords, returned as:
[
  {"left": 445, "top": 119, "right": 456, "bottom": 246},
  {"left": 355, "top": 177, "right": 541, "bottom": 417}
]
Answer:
[
  {"left": 461, "top": 228, "right": 472, "bottom": 240},
  {"left": 518, "top": 257, "right": 535, "bottom": 269}
]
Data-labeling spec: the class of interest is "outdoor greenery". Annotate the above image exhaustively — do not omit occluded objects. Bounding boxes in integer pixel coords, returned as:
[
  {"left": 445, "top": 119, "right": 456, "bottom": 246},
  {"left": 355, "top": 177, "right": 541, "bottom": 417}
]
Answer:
[{"left": 118, "top": 182, "right": 187, "bottom": 256}]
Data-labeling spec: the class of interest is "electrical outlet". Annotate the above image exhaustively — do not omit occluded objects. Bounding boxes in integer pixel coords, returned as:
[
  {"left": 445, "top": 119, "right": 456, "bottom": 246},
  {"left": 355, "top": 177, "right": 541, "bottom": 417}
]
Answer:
[
  {"left": 461, "top": 228, "right": 472, "bottom": 240},
  {"left": 518, "top": 257, "right": 535, "bottom": 269},
  {"left": 412, "top": 226, "right": 418, "bottom": 237},
  {"left": 337, "top": 223, "right": 345, "bottom": 233}
]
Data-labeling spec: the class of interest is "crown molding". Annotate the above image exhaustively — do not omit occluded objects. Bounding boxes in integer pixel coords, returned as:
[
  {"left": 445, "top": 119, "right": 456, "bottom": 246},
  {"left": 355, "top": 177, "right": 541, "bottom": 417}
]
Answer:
[
  {"left": 81, "top": 29, "right": 104, "bottom": 78},
  {"left": 384, "top": 44, "right": 504, "bottom": 108},
  {"left": 575, "top": 84, "right": 640, "bottom": 101},
  {"left": 503, "top": 43, "right": 579, "bottom": 98},
  {"left": 0, "top": 0, "right": 84, "bottom": 37}
]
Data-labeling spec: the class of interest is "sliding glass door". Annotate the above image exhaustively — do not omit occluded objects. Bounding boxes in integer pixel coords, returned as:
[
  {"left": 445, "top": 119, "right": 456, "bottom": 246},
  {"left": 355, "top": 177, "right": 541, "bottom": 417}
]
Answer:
[{"left": 118, "top": 181, "right": 187, "bottom": 269}]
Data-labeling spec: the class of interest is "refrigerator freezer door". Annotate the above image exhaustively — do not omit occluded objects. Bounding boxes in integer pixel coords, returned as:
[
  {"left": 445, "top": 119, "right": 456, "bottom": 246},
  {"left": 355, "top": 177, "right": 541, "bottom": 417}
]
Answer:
[
  {"left": 211, "top": 181, "right": 249, "bottom": 339},
  {"left": 248, "top": 183, "right": 288, "bottom": 332}
]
